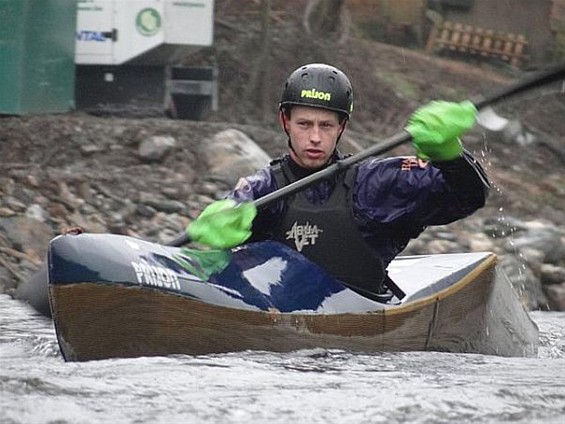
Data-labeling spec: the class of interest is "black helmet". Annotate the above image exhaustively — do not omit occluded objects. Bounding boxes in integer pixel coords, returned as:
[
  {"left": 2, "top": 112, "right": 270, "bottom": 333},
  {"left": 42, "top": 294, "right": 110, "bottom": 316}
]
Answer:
[{"left": 279, "top": 63, "right": 353, "bottom": 119}]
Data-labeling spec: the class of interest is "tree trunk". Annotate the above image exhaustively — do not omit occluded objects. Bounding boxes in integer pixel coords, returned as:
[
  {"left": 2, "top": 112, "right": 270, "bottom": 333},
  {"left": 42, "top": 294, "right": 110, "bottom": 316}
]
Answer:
[
  {"left": 244, "top": 0, "right": 273, "bottom": 123},
  {"left": 304, "top": 0, "right": 345, "bottom": 37}
]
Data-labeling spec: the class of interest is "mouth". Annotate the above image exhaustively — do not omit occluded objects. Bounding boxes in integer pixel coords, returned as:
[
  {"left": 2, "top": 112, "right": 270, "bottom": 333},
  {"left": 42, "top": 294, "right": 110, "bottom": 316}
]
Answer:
[{"left": 305, "top": 149, "right": 324, "bottom": 159}]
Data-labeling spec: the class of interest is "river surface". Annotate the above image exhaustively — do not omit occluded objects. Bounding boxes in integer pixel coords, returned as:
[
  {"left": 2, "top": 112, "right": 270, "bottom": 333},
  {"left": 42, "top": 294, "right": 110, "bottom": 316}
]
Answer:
[{"left": 1, "top": 294, "right": 564, "bottom": 424}]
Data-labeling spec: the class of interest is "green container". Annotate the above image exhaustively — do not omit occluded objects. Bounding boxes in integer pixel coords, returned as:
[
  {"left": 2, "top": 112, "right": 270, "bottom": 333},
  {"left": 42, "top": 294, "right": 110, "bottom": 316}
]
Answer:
[{"left": 0, "top": 0, "right": 77, "bottom": 114}]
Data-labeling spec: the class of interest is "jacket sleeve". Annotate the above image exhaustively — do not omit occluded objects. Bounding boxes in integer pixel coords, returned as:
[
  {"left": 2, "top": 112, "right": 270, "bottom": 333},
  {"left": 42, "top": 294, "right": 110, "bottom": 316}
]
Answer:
[
  {"left": 353, "top": 151, "right": 489, "bottom": 232},
  {"left": 226, "top": 167, "right": 274, "bottom": 203},
  {"left": 432, "top": 149, "right": 490, "bottom": 217},
  {"left": 226, "top": 167, "right": 283, "bottom": 238}
]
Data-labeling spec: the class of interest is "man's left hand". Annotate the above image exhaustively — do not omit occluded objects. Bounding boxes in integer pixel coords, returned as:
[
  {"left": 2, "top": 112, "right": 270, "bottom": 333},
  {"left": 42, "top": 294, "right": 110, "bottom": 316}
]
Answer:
[{"left": 405, "top": 100, "right": 477, "bottom": 162}]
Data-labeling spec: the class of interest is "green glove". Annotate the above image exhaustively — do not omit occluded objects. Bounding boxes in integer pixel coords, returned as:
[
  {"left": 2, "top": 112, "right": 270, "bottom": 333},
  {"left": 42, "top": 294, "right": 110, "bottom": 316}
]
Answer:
[
  {"left": 405, "top": 100, "right": 477, "bottom": 161},
  {"left": 186, "top": 199, "right": 257, "bottom": 249}
]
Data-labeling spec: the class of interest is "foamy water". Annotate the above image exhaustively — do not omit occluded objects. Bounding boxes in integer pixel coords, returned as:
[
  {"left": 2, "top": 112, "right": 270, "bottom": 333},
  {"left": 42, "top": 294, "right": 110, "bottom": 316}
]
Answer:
[{"left": 1, "top": 295, "right": 563, "bottom": 424}]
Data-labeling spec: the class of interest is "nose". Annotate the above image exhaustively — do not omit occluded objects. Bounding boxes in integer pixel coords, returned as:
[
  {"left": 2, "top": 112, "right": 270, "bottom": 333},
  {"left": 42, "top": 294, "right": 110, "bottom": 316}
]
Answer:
[{"left": 310, "top": 124, "right": 322, "bottom": 144}]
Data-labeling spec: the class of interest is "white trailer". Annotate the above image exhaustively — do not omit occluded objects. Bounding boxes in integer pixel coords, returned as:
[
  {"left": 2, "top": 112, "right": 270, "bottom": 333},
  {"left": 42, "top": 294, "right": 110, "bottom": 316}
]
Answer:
[{"left": 74, "top": 0, "right": 216, "bottom": 119}]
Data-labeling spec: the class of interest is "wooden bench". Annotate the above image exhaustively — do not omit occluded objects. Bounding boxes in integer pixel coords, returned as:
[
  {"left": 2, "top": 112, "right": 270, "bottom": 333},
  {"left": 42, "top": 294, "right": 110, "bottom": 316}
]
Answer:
[{"left": 426, "top": 20, "right": 528, "bottom": 67}]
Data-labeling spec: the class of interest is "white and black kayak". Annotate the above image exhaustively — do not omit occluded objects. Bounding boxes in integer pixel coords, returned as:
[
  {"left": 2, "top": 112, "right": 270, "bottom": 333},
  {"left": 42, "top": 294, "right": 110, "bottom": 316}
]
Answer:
[{"left": 47, "top": 232, "right": 539, "bottom": 362}]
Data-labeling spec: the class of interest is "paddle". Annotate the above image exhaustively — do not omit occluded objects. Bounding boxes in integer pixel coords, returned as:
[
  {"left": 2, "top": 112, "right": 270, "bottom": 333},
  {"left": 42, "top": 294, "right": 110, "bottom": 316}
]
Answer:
[{"left": 167, "top": 62, "right": 565, "bottom": 248}]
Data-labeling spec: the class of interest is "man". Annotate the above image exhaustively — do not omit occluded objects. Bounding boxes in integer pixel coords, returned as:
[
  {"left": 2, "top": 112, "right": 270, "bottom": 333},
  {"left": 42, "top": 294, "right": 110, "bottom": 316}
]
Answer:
[{"left": 187, "top": 63, "right": 489, "bottom": 301}]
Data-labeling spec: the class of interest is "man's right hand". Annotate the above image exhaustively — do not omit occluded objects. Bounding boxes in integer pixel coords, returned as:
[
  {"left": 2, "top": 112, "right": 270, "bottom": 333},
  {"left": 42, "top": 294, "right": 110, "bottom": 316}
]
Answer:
[{"left": 186, "top": 199, "right": 257, "bottom": 249}]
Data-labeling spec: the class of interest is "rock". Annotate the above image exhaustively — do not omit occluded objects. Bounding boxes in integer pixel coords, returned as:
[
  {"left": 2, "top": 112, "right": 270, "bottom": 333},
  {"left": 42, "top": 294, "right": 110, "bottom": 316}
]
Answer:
[
  {"left": 80, "top": 143, "right": 105, "bottom": 155},
  {"left": 434, "top": 230, "right": 459, "bottom": 242},
  {"left": 161, "top": 186, "right": 184, "bottom": 199},
  {"left": 5, "top": 197, "right": 26, "bottom": 213},
  {"left": 423, "top": 239, "right": 462, "bottom": 254},
  {"left": 58, "top": 181, "right": 85, "bottom": 210},
  {"left": 142, "top": 198, "right": 186, "bottom": 214},
  {"left": 202, "top": 129, "right": 271, "bottom": 185},
  {"left": 540, "top": 264, "right": 565, "bottom": 285},
  {"left": 0, "top": 267, "right": 15, "bottom": 294},
  {"left": 25, "top": 204, "right": 50, "bottom": 223},
  {"left": 469, "top": 233, "right": 496, "bottom": 252},
  {"left": 477, "top": 108, "right": 537, "bottom": 146},
  {"left": 135, "top": 204, "right": 157, "bottom": 218},
  {"left": 517, "top": 247, "right": 546, "bottom": 275},
  {"left": 0, "top": 177, "right": 15, "bottom": 195},
  {"left": 138, "top": 135, "right": 176, "bottom": 162},
  {"left": 0, "top": 208, "right": 16, "bottom": 217},
  {"left": 483, "top": 216, "right": 527, "bottom": 238},
  {"left": 0, "top": 216, "right": 53, "bottom": 258},
  {"left": 13, "top": 265, "right": 51, "bottom": 317},
  {"left": 545, "top": 283, "right": 565, "bottom": 311},
  {"left": 503, "top": 119, "right": 537, "bottom": 146},
  {"left": 12, "top": 186, "right": 37, "bottom": 205},
  {"left": 499, "top": 255, "right": 547, "bottom": 310},
  {"left": 150, "top": 212, "right": 187, "bottom": 244},
  {"left": 477, "top": 106, "right": 509, "bottom": 132},
  {"left": 68, "top": 210, "right": 108, "bottom": 234},
  {"left": 505, "top": 221, "right": 564, "bottom": 264}
]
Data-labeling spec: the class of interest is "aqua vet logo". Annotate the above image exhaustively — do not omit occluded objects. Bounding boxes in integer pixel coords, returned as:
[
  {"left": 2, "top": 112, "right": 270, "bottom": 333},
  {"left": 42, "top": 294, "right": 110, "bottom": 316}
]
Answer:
[{"left": 285, "top": 221, "right": 323, "bottom": 252}]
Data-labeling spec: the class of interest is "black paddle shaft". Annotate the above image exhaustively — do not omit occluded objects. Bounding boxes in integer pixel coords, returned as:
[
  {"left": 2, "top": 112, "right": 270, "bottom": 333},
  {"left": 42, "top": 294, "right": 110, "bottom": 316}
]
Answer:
[{"left": 167, "top": 63, "right": 565, "bottom": 247}]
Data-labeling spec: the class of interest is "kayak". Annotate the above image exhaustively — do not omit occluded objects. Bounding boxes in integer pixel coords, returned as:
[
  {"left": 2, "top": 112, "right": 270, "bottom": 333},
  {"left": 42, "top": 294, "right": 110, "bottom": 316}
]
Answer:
[{"left": 47, "top": 233, "right": 539, "bottom": 362}]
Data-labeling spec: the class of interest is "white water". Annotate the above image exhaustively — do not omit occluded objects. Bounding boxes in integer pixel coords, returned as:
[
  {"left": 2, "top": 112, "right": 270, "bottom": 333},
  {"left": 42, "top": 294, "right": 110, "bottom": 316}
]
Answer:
[{"left": 1, "top": 294, "right": 564, "bottom": 424}]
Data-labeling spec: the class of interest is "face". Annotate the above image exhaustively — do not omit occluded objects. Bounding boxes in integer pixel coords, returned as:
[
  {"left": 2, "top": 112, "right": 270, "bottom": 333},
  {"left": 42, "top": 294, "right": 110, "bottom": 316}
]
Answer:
[{"left": 282, "top": 106, "right": 343, "bottom": 170}]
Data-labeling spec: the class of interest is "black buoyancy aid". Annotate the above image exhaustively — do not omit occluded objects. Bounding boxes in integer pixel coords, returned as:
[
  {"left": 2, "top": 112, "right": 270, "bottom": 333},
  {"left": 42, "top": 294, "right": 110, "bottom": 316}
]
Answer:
[{"left": 269, "top": 158, "right": 388, "bottom": 300}]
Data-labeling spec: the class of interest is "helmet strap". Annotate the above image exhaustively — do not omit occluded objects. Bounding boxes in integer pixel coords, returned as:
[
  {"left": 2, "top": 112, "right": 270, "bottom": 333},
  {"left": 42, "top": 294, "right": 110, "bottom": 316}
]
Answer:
[
  {"left": 336, "top": 118, "right": 348, "bottom": 145},
  {"left": 279, "top": 110, "right": 295, "bottom": 152}
]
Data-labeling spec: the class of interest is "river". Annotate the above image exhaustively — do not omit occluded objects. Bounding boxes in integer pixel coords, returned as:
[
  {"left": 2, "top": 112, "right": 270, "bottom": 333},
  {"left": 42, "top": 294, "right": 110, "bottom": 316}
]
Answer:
[{"left": 0, "top": 294, "right": 563, "bottom": 424}]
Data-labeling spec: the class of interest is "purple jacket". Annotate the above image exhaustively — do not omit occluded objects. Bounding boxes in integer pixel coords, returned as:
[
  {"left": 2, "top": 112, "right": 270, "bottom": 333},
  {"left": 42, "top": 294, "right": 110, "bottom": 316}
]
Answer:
[{"left": 228, "top": 151, "right": 489, "bottom": 267}]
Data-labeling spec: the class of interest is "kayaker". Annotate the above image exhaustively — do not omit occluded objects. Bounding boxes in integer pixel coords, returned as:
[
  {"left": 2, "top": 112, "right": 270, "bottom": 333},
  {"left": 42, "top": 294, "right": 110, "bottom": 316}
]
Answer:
[{"left": 186, "top": 63, "right": 489, "bottom": 301}]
